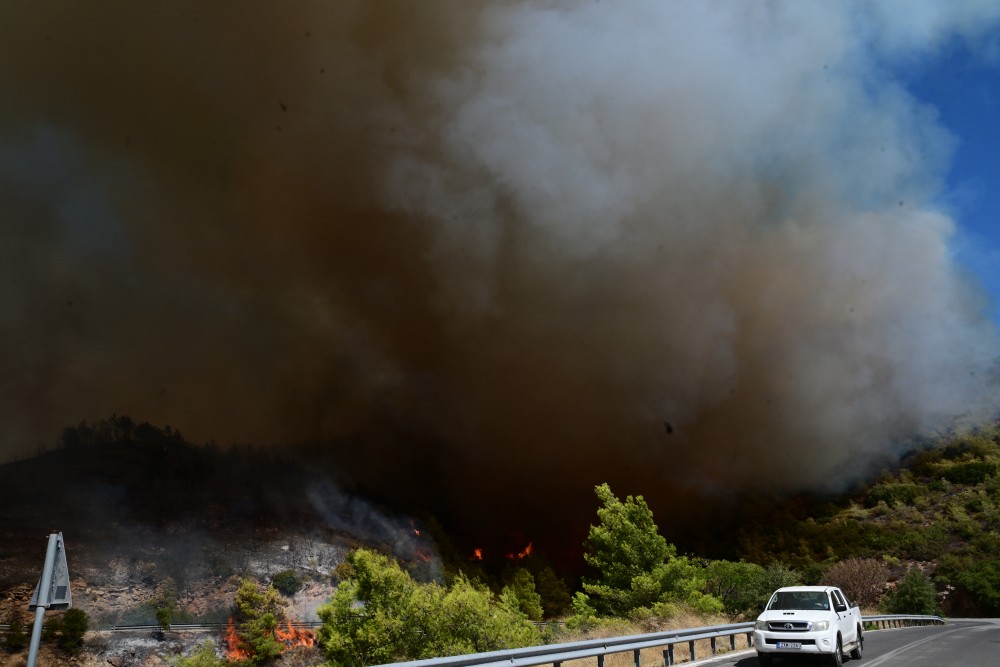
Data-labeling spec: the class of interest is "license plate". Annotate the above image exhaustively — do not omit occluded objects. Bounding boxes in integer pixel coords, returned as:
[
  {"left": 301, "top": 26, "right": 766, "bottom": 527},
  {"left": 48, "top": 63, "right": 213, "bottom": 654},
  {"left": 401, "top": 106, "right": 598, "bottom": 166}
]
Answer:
[{"left": 777, "top": 642, "right": 802, "bottom": 649}]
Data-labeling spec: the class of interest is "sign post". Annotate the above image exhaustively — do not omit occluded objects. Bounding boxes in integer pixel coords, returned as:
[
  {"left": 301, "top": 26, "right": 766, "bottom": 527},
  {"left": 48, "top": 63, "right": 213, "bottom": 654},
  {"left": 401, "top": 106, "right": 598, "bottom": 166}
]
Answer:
[{"left": 26, "top": 531, "right": 71, "bottom": 667}]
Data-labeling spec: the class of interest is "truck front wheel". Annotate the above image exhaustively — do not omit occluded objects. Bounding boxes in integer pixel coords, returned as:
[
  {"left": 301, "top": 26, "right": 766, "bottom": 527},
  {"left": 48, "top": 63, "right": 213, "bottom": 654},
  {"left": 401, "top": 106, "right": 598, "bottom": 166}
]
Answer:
[
  {"left": 850, "top": 627, "right": 863, "bottom": 659},
  {"left": 829, "top": 636, "right": 843, "bottom": 667}
]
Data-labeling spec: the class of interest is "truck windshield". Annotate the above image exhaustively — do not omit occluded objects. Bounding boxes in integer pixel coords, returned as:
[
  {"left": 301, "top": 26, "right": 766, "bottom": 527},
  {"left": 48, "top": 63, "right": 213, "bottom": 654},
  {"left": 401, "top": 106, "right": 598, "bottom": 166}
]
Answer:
[{"left": 767, "top": 591, "right": 830, "bottom": 611}]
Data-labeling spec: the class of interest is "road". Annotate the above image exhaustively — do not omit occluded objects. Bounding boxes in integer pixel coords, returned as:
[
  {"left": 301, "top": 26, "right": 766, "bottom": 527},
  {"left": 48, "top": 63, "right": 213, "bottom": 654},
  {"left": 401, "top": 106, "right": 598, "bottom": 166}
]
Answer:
[{"left": 688, "top": 619, "right": 1000, "bottom": 667}]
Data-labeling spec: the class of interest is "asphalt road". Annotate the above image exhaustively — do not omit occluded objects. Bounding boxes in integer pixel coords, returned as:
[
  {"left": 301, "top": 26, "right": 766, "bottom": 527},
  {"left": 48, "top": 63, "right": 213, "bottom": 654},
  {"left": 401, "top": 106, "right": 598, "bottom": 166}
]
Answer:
[{"left": 688, "top": 619, "right": 1000, "bottom": 667}]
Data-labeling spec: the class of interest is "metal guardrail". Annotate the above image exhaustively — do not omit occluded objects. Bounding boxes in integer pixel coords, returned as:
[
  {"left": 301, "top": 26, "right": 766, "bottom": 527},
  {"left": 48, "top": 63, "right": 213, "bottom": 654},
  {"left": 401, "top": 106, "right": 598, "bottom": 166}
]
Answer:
[
  {"left": 370, "top": 623, "right": 755, "bottom": 667},
  {"left": 364, "top": 614, "right": 946, "bottom": 667},
  {"left": 862, "top": 614, "right": 945, "bottom": 629}
]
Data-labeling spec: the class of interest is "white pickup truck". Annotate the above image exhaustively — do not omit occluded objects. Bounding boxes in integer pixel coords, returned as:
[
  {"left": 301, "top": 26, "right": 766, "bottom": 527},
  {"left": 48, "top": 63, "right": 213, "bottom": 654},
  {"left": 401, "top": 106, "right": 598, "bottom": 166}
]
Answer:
[{"left": 753, "top": 586, "right": 863, "bottom": 666}]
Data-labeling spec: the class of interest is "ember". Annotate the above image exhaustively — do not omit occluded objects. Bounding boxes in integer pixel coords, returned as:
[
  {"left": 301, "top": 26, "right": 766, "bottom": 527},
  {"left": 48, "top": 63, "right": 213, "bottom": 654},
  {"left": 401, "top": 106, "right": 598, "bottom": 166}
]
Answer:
[{"left": 471, "top": 547, "right": 484, "bottom": 561}]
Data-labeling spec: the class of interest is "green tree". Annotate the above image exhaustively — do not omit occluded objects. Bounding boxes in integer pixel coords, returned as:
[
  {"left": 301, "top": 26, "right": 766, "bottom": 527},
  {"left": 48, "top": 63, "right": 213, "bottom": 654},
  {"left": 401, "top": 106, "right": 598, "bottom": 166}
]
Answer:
[
  {"left": 885, "top": 569, "right": 939, "bottom": 615},
  {"left": 952, "top": 559, "right": 1000, "bottom": 614},
  {"left": 317, "top": 549, "right": 539, "bottom": 667},
  {"left": 231, "top": 578, "right": 286, "bottom": 665},
  {"left": 535, "top": 566, "right": 572, "bottom": 617},
  {"left": 502, "top": 569, "right": 543, "bottom": 621},
  {"left": 705, "top": 561, "right": 766, "bottom": 616},
  {"left": 581, "top": 483, "right": 720, "bottom": 617},
  {"left": 154, "top": 576, "right": 178, "bottom": 633}
]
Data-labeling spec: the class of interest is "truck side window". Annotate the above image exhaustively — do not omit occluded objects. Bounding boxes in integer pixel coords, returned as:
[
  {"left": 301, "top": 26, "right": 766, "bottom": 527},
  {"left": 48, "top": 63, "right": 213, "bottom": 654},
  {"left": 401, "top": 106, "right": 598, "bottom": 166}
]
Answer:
[{"left": 831, "top": 590, "right": 845, "bottom": 608}]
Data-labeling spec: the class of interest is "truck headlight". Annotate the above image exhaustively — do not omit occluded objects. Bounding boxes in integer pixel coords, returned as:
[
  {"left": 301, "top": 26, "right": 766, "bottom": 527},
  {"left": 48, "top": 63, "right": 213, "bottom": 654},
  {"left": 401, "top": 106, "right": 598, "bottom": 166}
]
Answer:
[
  {"left": 811, "top": 621, "right": 830, "bottom": 631},
  {"left": 755, "top": 620, "right": 768, "bottom": 630}
]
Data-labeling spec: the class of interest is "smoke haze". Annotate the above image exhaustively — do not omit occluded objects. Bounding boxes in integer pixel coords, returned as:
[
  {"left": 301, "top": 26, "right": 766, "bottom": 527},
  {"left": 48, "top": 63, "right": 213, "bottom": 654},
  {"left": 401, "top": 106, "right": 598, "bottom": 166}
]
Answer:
[{"left": 2, "top": 1, "right": 999, "bottom": 538}]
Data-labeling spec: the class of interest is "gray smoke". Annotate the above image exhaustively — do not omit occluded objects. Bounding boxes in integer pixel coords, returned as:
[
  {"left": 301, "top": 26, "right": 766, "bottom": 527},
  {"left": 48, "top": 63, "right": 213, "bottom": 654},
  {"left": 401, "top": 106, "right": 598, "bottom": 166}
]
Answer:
[{"left": 1, "top": 2, "right": 999, "bottom": 521}]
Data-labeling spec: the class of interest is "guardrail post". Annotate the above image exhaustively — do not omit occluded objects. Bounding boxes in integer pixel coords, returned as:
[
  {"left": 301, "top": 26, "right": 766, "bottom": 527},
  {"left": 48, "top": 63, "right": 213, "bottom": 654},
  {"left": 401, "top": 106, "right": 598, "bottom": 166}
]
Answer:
[
  {"left": 729, "top": 634, "right": 735, "bottom": 651},
  {"left": 688, "top": 640, "right": 695, "bottom": 661},
  {"left": 747, "top": 631, "right": 753, "bottom": 647},
  {"left": 710, "top": 637, "right": 717, "bottom": 655},
  {"left": 633, "top": 648, "right": 640, "bottom": 667},
  {"left": 663, "top": 646, "right": 672, "bottom": 667},
  {"left": 598, "top": 653, "right": 605, "bottom": 667}
]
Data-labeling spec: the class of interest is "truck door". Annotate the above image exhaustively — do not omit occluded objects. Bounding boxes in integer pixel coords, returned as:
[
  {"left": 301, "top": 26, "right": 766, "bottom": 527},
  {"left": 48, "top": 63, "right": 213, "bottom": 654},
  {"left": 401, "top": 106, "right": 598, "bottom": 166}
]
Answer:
[{"left": 830, "top": 589, "right": 855, "bottom": 641}]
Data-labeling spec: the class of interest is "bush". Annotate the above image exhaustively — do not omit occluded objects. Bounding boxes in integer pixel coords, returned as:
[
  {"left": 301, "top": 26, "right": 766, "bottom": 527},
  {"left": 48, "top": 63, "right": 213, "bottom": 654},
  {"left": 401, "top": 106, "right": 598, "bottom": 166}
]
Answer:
[
  {"left": 317, "top": 549, "right": 540, "bottom": 667},
  {"left": 271, "top": 569, "right": 303, "bottom": 597},
  {"left": 951, "top": 559, "right": 1000, "bottom": 614},
  {"left": 535, "top": 567, "right": 571, "bottom": 618},
  {"left": 821, "top": 558, "right": 888, "bottom": 608},
  {"left": 704, "top": 561, "right": 766, "bottom": 617},
  {"left": 169, "top": 640, "right": 225, "bottom": 667},
  {"left": 884, "top": 569, "right": 939, "bottom": 615},
  {"left": 865, "top": 483, "right": 925, "bottom": 508},
  {"left": 5, "top": 616, "right": 27, "bottom": 652},
  {"left": 941, "top": 462, "right": 998, "bottom": 485}
]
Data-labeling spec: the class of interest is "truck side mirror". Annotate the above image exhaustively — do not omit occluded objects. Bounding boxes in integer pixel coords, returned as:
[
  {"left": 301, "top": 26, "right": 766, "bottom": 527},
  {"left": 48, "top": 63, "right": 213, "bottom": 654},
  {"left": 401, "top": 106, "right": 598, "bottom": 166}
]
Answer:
[{"left": 834, "top": 603, "right": 847, "bottom": 613}]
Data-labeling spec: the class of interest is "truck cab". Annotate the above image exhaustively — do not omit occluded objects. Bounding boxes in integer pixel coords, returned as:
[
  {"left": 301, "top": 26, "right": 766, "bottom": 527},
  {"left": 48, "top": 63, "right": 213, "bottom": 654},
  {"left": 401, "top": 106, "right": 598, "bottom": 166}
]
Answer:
[{"left": 754, "top": 586, "right": 863, "bottom": 666}]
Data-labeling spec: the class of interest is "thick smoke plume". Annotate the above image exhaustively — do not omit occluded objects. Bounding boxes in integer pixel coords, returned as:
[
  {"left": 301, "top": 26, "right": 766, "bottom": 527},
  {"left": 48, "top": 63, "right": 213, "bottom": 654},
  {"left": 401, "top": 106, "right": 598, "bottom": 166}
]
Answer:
[{"left": 2, "top": 2, "right": 999, "bottom": 538}]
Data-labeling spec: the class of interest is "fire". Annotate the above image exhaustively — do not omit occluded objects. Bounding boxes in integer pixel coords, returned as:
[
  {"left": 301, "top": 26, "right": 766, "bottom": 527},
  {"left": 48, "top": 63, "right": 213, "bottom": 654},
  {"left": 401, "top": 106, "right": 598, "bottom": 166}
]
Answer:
[
  {"left": 505, "top": 542, "right": 533, "bottom": 560},
  {"left": 471, "top": 547, "right": 484, "bottom": 561},
  {"left": 225, "top": 618, "right": 251, "bottom": 661},
  {"left": 276, "top": 620, "right": 316, "bottom": 648},
  {"left": 225, "top": 617, "right": 315, "bottom": 660}
]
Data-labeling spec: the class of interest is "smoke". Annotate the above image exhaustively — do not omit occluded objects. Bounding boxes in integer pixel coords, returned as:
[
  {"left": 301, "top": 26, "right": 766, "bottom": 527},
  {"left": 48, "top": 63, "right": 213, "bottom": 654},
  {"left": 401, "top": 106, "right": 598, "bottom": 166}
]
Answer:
[{"left": 2, "top": 2, "right": 999, "bottom": 539}]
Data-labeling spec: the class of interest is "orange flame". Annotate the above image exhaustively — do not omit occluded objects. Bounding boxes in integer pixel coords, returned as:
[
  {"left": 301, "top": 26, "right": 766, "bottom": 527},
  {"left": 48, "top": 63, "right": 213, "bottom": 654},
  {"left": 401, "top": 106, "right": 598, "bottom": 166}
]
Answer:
[
  {"left": 226, "top": 617, "right": 315, "bottom": 659},
  {"left": 225, "top": 618, "right": 251, "bottom": 661},
  {"left": 505, "top": 542, "right": 533, "bottom": 560},
  {"left": 471, "top": 548, "right": 484, "bottom": 561},
  {"left": 276, "top": 620, "right": 316, "bottom": 648}
]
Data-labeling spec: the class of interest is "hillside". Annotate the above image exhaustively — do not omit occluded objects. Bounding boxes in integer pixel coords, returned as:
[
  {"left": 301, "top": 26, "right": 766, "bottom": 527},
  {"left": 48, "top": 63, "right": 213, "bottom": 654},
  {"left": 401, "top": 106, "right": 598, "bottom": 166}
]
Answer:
[{"left": 737, "top": 426, "right": 1000, "bottom": 615}]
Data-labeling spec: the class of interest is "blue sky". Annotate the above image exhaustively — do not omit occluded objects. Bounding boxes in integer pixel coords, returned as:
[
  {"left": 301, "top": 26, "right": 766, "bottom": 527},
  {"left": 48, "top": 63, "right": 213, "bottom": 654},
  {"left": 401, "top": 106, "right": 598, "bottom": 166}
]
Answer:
[{"left": 900, "top": 41, "right": 1000, "bottom": 323}]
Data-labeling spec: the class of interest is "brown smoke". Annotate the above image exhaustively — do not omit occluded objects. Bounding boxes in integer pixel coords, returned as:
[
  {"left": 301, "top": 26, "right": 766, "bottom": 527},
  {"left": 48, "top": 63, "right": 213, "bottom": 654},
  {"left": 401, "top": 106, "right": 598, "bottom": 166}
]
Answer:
[{"left": 1, "top": 2, "right": 999, "bottom": 535}]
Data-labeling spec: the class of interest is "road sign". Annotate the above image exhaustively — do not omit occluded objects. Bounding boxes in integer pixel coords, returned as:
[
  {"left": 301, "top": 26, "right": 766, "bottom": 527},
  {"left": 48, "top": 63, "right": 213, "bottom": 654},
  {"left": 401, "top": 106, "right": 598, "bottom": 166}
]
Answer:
[{"left": 29, "top": 531, "right": 71, "bottom": 610}]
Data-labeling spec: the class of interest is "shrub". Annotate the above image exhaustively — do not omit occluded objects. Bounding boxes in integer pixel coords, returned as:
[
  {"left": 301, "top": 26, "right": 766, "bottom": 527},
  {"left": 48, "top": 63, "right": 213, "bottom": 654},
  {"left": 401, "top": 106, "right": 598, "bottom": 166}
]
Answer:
[
  {"left": 865, "top": 483, "right": 925, "bottom": 508},
  {"left": 317, "top": 549, "right": 540, "bottom": 667},
  {"left": 952, "top": 559, "right": 1000, "bottom": 614},
  {"left": 884, "top": 569, "right": 939, "bottom": 615},
  {"left": 705, "top": 561, "right": 765, "bottom": 616},
  {"left": 5, "top": 616, "right": 27, "bottom": 652},
  {"left": 47, "top": 608, "right": 89, "bottom": 654},
  {"left": 941, "top": 462, "right": 998, "bottom": 485},
  {"left": 820, "top": 558, "right": 888, "bottom": 608},
  {"left": 535, "top": 566, "right": 572, "bottom": 618},
  {"left": 271, "top": 569, "right": 303, "bottom": 597},
  {"left": 169, "top": 640, "right": 225, "bottom": 667}
]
